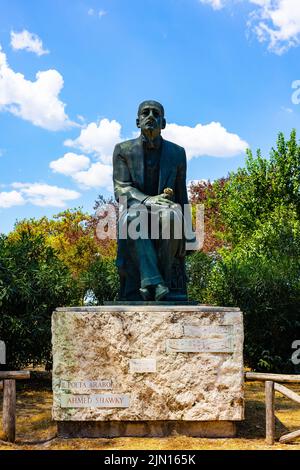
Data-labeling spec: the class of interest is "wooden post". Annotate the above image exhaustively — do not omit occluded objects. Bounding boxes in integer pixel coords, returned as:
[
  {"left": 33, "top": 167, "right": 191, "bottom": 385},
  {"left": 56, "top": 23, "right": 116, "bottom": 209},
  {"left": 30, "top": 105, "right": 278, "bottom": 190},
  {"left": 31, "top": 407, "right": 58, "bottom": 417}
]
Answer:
[
  {"left": 2, "top": 379, "right": 16, "bottom": 443},
  {"left": 0, "top": 340, "right": 5, "bottom": 393},
  {"left": 0, "top": 340, "right": 5, "bottom": 365},
  {"left": 265, "top": 380, "right": 275, "bottom": 445}
]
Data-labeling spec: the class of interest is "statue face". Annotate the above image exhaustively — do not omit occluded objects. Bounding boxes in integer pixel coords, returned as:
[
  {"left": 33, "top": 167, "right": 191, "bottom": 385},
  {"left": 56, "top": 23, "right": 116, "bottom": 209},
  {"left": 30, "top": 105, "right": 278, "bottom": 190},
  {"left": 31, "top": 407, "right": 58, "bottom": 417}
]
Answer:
[{"left": 136, "top": 102, "right": 166, "bottom": 138}]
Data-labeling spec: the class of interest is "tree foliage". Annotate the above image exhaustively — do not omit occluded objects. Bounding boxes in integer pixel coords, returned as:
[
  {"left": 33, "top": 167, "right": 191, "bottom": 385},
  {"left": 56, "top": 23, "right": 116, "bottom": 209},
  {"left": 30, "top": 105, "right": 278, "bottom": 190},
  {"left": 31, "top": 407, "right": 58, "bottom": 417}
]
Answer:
[
  {"left": 0, "top": 205, "right": 118, "bottom": 368},
  {"left": 188, "top": 130, "right": 300, "bottom": 372},
  {"left": 0, "top": 230, "right": 81, "bottom": 368},
  {"left": 189, "top": 178, "right": 228, "bottom": 252},
  {"left": 11, "top": 207, "right": 117, "bottom": 277}
]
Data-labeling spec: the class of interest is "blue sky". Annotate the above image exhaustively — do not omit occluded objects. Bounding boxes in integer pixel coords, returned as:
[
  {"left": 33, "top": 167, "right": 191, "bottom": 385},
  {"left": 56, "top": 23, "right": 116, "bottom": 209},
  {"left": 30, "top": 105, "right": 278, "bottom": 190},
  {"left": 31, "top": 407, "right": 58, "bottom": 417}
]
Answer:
[{"left": 1, "top": 0, "right": 300, "bottom": 233}]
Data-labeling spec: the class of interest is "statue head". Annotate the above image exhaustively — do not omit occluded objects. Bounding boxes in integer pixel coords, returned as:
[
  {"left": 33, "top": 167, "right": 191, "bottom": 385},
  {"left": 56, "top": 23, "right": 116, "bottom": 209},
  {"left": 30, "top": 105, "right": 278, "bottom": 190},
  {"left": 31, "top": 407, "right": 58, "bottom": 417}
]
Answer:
[{"left": 136, "top": 100, "right": 166, "bottom": 140}]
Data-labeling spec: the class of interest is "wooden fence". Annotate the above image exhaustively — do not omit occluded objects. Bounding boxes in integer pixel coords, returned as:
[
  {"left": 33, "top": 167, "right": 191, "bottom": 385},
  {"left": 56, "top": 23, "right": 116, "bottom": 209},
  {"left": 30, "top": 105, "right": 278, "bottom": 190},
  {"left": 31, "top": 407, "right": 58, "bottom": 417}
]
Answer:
[
  {"left": 1, "top": 340, "right": 30, "bottom": 442},
  {"left": 0, "top": 371, "right": 30, "bottom": 442},
  {"left": 1, "top": 368, "right": 299, "bottom": 444},
  {"left": 245, "top": 372, "right": 300, "bottom": 445}
]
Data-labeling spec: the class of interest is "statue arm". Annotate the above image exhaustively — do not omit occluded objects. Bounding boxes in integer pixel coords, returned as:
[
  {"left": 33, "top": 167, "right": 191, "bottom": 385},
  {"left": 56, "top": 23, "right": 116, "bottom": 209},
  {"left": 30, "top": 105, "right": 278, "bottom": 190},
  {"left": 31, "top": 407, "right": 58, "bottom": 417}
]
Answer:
[
  {"left": 113, "top": 144, "right": 173, "bottom": 207},
  {"left": 113, "top": 144, "right": 148, "bottom": 205}
]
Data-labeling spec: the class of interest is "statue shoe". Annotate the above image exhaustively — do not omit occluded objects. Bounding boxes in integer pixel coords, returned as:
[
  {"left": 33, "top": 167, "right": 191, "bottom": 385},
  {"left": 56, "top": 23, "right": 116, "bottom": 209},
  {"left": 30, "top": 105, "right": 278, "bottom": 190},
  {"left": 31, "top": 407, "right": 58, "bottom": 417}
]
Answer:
[
  {"left": 154, "top": 284, "right": 169, "bottom": 301},
  {"left": 139, "top": 287, "right": 152, "bottom": 301}
]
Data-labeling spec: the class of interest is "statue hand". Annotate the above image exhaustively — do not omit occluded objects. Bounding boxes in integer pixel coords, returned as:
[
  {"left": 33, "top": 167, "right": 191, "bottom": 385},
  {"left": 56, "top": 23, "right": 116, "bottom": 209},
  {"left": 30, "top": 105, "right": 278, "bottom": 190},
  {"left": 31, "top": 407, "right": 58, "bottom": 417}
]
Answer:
[{"left": 144, "top": 194, "right": 174, "bottom": 207}]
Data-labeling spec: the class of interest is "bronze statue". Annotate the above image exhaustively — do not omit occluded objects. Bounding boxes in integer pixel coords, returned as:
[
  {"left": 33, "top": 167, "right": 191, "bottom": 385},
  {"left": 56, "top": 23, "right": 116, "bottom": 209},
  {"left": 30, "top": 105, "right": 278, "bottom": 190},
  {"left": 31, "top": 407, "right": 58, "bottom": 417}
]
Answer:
[{"left": 113, "top": 100, "right": 194, "bottom": 301}]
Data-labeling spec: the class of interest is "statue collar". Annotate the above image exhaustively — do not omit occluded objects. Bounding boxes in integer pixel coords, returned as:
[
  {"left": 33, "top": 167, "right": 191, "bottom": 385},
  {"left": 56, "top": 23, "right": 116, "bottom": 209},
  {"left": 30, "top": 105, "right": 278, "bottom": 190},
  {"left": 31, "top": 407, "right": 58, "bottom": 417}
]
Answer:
[{"left": 141, "top": 134, "right": 162, "bottom": 151}]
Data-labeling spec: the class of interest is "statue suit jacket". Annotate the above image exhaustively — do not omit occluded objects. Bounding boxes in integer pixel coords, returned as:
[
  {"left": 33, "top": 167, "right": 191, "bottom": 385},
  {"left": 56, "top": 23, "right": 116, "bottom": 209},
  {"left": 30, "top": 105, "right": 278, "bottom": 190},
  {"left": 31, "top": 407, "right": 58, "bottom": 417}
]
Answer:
[
  {"left": 112, "top": 135, "right": 193, "bottom": 271},
  {"left": 113, "top": 135, "right": 189, "bottom": 210}
]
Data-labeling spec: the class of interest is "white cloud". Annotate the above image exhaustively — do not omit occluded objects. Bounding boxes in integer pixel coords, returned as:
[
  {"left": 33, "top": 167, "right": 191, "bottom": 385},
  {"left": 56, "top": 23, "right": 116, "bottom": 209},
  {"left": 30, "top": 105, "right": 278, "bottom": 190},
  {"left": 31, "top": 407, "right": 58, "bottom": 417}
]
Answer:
[
  {"left": 162, "top": 122, "right": 248, "bottom": 159},
  {"left": 50, "top": 153, "right": 90, "bottom": 176},
  {"left": 65, "top": 119, "right": 122, "bottom": 164},
  {"left": 60, "top": 118, "right": 121, "bottom": 191},
  {"left": 200, "top": 0, "right": 300, "bottom": 54},
  {"left": 77, "top": 114, "right": 86, "bottom": 123},
  {"left": 98, "top": 10, "right": 107, "bottom": 18},
  {"left": 11, "top": 183, "right": 80, "bottom": 207},
  {"left": 281, "top": 106, "right": 293, "bottom": 113},
  {"left": 49, "top": 152, "right": 113, "bottom": 190},
  {"left": 73, "top": 162, "right": 113, "bottom": 190},
  {"left": 0, "top": 45, "right": 72, "bottom": 130},
  {"left": 10, "top": 30, "right": 49, "bottom": 56},
  {"left": 88, "top": 8, "right": 107, "bottom": 18},
  {"left": 199, "top": 0, "right": 225, "bottom": 9},
  {"left": 248, "top": 0, "right": 300, "bottom": 54},
  {"left": 0, "top": 191, "right": 25, "bottom": 208}
]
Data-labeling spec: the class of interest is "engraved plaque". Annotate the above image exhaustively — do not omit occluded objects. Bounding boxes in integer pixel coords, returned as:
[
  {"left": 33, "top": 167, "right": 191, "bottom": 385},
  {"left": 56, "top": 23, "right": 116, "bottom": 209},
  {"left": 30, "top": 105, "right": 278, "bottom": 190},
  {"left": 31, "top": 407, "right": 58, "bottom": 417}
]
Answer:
[
  {"left": 60, "top": 393, "right": 130, "bottom": 408},
  {"left": 129, "top": 358, "right": 157, "bottom": 373},
  {"left": 0, "top": 340, "right": 5, "bottom": 364},
  {"left": 166, "top": 336, "right": 233, "bottom": 354},
  {"left": 60, "top": 379, "right": 112, "bottom": 390},
  {"left": 183, "top": 325, "right": 233, "bottom": 338}
]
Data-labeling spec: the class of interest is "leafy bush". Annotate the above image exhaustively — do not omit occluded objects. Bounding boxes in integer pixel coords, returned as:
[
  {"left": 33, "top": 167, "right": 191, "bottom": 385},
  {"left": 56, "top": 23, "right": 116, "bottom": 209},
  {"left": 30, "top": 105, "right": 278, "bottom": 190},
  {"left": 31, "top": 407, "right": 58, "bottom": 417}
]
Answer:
[
  {"left": 187, "top": 251, "right": 216, "bottom": 303},
  {"left": 80, "top": 257, "right": 119, "bottom": 305},
  {"left": 188, "top": 205, "right": 300, "bottom": 372},
  {"left": 0, "top": 231, "right": 81, "bottom": 368}
]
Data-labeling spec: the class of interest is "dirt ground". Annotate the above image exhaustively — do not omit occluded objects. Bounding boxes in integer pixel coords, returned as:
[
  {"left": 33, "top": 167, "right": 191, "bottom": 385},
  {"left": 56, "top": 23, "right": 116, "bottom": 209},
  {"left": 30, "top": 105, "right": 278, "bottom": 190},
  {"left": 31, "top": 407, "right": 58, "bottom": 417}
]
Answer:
[{"left": 0, "top": 379, "right": 300, "bottom": 450}]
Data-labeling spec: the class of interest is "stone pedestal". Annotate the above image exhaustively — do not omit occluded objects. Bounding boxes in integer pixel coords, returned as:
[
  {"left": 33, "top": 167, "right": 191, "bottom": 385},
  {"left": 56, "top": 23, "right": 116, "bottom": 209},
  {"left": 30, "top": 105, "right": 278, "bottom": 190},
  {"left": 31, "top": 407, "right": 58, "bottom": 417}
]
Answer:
[{"left": 52, "top": 305, "right": 244, "bottom": 437}]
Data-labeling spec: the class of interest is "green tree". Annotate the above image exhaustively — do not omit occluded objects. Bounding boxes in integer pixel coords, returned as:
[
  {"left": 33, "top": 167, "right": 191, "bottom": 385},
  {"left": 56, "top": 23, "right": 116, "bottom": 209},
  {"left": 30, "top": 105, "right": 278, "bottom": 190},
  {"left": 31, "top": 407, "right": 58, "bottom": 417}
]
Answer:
[
  {"left": 188, "top": 130, "right": 300, "bottom": 372},
  {"left": 0, "top": 230, "right": 81, "bottom": 368},
  {"left": 218, "top": 130, "right": 300, "bottom": 245},
  {"left": 81, "top": 257, "right": 119, "bottom": 305},
  {"left": 11, "top": 207, "right": 117, "bottom": 278}
]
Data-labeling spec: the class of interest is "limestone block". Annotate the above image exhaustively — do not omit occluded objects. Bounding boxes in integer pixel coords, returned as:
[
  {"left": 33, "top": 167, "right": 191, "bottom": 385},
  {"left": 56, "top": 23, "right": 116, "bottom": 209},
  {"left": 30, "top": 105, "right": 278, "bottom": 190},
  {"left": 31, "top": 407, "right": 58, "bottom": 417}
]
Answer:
[{"left": 52, "top": 306, "right": 244, "bottom": 422}]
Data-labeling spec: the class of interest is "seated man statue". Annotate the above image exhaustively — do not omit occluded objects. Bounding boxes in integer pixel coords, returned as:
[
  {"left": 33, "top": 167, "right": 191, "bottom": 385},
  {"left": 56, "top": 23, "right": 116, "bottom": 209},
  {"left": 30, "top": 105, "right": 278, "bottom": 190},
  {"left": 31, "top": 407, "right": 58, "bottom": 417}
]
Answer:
[{"left": 113, "top": 100, "right": 194, "bottom": 301}]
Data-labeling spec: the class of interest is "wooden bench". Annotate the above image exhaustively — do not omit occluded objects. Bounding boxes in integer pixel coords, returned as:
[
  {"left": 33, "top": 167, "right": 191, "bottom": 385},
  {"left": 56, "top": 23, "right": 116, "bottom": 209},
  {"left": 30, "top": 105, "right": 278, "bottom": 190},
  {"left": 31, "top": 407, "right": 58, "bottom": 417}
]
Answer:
[{"left": 245, "top": 372, "right": 300, "bottom": 445}]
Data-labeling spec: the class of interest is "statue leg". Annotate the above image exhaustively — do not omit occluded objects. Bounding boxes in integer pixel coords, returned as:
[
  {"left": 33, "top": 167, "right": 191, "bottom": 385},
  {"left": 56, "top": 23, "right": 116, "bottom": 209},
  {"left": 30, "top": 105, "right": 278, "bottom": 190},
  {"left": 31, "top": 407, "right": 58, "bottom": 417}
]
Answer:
[
  {"left": 156, "top": 208, "right": 183, "bottom": 287},
  {"left": 124, "top": 212, "right": 164, "bottom": 289},
  {"left": 131, "top": 237, "right": 163, "bottom": 288}
]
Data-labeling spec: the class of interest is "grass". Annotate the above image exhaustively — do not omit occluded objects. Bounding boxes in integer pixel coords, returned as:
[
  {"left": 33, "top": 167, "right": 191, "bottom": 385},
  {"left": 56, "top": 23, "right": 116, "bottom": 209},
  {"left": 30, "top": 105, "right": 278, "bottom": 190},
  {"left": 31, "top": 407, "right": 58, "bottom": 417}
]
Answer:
[{"left": 0, "top": 379, "right": 300, "bottom": 450}]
